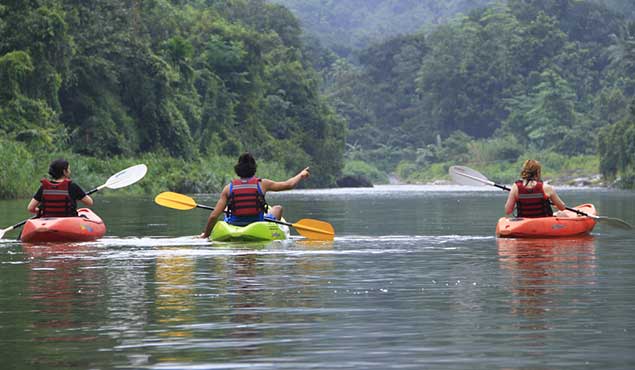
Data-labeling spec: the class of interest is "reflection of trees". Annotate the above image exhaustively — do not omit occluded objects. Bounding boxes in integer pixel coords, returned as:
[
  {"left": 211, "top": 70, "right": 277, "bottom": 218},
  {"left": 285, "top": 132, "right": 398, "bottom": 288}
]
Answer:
[{"left": 497, "top": 237, "right": 597, "bottom": 319}]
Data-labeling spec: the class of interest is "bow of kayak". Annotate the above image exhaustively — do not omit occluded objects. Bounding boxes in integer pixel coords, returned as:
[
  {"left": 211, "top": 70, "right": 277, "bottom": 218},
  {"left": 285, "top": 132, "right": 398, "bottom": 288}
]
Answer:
[
  {"left": 20, "top": 208, "right": 106, "bottom": 243},
  {"left": 211, "top": 220, "right": 290, "bottom": 242},
  {"left": 496, "top": 203, "right": 597, "bottom": 238}
]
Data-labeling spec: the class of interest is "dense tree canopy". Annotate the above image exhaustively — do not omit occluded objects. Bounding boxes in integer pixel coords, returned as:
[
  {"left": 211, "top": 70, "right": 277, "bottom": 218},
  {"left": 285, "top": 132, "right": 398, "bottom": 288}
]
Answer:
[
  {"left": 0, "top": 0, "right": 345, "bottom": 187},
  {"left": 322, "top": 0, "right": 635, "bottom": 180},
  {"left": 3, "top": 0, "right": 635, "bottom": 191}
]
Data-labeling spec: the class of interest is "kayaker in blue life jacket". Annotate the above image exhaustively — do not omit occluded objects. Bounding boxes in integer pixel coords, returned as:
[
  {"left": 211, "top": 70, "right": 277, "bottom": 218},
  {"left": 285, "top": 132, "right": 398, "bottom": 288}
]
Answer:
[
  {"left": 200, "top": 153, "right": 310, "bottom": 238},
  {"left": 504, "top": 159, "right": 566, "bottom": 218},
  {"left": 27, "top": 158, "right": 94, "bottom": 217}
]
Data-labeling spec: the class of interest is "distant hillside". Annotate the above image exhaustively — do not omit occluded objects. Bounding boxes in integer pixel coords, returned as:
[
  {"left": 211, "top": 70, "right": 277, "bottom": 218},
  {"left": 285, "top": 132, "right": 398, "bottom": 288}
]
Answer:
[
  {"left": 268, "top": 0, "right": 495, "bottom": 55},
  {"left": 596, "top": 0, "right": 635, "bottom": 19}
]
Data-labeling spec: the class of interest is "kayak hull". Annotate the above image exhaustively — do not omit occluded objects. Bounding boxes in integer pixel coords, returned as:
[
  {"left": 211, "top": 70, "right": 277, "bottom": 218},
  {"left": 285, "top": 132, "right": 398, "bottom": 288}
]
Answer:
[
  {"left": 496, "top": 204, "right": 597, "bottom": 238},
  {"left": 20, "top": 208, "right": 106, "bottom": 243},
  {"left": 211, "top": 220, "right": 290, "bottom": 242}
]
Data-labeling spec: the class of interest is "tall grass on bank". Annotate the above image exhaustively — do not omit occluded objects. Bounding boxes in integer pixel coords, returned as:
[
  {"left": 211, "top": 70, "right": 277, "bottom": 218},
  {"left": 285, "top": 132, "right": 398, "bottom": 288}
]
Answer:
[
  {"left": 342, "top": 160, "right": 389, "bottom": 184},
  {"left": 460, "top": 153, "right": 600, "bottom": 185},
  {"left": 0, "top": 140, "right": 290, "bottom": 200},
  {"left": 395, "top": 142, "right": 600, "bottom": 186},
  {"left": 0, "top": 140, "right": 39, "bottom": 199}
]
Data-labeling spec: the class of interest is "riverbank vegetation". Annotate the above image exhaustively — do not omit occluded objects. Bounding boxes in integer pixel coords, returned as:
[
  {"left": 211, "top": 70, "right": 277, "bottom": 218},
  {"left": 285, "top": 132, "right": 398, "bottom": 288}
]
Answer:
[
  {"left": 0, "top": 0, "right": 343, "bottom": 199},
  {"left": 311, "top": 0, "right": 635, "bottom": 187},
  {"left": 2, "top": 0, "right": 635, "bottom": 199},
  {"left": 0, "top": 138, "right": 289, "bottom": 199}
]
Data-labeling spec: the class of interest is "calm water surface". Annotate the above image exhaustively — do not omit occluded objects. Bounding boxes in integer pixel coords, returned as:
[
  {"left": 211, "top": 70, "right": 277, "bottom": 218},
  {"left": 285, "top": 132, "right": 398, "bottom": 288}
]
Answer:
[{"left": 1, "top": 185, "right": 634, "bottom": 369}]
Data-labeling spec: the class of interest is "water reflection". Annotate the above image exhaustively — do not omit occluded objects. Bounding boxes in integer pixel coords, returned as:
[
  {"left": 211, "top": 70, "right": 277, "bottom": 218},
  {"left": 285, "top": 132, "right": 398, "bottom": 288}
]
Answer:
[
  {"left": 295, "top": 239, "right": 335, "bottom": 250},
  {"left": 20, "top": 243, "right": 103, "bottom": 368},
  {"left": 23, "top": 243, "right": 101, "bottom": 340},
  {"left": 497, "top": 236, "right": 597, "bottom": 319},
  {"left": 227, "top": 253, "right": 265, "bottom": 358},
  {"left": 155, "top": 248, "right": 196, "bottom": 339}
]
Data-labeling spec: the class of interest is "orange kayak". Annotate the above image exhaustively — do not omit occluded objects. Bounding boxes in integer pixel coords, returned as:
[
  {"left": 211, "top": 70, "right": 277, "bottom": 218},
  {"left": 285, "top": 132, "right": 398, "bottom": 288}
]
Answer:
[
  {"left": 496, "top": 204, "right": 597, "bottom": 238},
  {"left": 20, "top": 208, "right": 106, "bottom": 243}
]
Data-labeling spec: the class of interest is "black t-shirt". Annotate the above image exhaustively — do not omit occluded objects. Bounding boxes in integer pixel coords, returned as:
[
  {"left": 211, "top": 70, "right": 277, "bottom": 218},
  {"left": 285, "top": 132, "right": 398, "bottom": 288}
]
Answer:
[{"left": 33, "top": 181, "right": 87, "bottom": 210}]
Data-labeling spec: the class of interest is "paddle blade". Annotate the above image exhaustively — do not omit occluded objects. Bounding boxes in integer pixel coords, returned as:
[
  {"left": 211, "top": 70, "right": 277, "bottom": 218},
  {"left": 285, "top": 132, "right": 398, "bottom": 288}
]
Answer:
[
  {"left": 449, "top": 166, "right": 491, "bottom": 186},
  {"left": 597, "top": 216, "right": 633, "bottom": 230},
  {"left": 104, "top": 164, "right": 148, "bottom": 189},
  {"left": 155, "top": 192, "right": 197, "bottom": 210},
  {"left": 292, "top": 219, "right": 335, "bottom": 241}
]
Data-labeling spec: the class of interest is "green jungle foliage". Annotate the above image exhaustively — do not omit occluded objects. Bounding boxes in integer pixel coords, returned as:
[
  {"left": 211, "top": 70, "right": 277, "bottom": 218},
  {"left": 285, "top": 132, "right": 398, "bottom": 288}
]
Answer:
[
  {"left": 322, "top": 0, "right": 635, "bottom": 186},
  {"left": 0, "top": 0, "right": 345, "bottom": 199},
  {"left": 598, "top": 102, "right": 635, "bottom": 188},
  {"left": 3, "top": 0, "right": 635, "bottom": 196},
  {"left": 0, "top": 138, "right": 290, "bottom": 200},
  {"left": 393, "top": 133, "right": 600, "bottom": 186}
]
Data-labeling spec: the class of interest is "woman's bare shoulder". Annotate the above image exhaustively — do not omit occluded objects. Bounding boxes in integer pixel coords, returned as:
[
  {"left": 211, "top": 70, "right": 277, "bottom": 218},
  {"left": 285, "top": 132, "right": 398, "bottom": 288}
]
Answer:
[{"left": 542, "top": 182, "right": 556, "bottom": 193}]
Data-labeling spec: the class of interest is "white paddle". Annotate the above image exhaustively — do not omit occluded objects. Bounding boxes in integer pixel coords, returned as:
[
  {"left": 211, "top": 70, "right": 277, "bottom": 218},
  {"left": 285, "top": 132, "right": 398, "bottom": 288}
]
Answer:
[
  {"left": 0, "top": 164, "right": 148, "bottom": 239},
  {"left": 449, "top": 165, "right": 633, "bottom": 230}
]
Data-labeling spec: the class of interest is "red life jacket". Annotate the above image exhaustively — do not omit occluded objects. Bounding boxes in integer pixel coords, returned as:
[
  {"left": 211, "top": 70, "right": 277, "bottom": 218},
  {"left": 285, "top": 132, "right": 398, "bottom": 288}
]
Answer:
[
  {"left": 39, "top": 178, "right": 77, "bottom": 217},
  {"left": 515, "top": 180, "right": 553, "bottom": 218},
  {"left": 227, "top": 177, "right": 266, "bottom": 217}
]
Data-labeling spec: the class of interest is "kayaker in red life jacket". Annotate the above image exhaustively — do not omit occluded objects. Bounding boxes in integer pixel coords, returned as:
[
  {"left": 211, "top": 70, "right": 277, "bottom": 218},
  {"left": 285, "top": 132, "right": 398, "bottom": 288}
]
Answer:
[
  {"left": 504, "top": 159, "right": 567, "bottom": 218},
  {"left": 199, "top": 153, "right": 310, "bottom": 238},
  {"left": 27, "top": 159, "right": 94, "bottom": 217}
]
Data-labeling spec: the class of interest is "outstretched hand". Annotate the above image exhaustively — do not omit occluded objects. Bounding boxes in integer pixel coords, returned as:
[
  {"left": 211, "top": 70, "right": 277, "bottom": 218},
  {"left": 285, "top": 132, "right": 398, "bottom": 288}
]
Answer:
[{"left": 300, "top": 167, "right": 310, "bottom": 179}]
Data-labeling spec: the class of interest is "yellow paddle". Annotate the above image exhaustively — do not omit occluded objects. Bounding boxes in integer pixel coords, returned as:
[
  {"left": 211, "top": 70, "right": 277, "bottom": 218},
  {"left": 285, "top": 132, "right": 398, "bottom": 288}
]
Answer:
[{"left": 154, "top": 191, "right": 335, "bottom": 240}]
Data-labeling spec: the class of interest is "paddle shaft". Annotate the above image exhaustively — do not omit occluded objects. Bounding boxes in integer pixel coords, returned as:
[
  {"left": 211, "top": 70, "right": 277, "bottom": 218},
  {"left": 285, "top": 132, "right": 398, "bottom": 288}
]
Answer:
[
  {"left": 455, "top": 170, "right": 594, "bottom": 218},
  {"left": 195, "top": 204, "right": 215, "bottom": 211},
  {"left": 86, "top": 185, "right": 105, "bottom": 196},
  {"left": 1, "top": 217, "right": 33, "bottom": 234}
]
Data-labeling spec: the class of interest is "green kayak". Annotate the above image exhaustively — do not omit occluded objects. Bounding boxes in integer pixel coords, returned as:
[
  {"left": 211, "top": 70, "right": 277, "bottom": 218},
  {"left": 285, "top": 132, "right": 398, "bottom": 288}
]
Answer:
[{"left": 210, "top": 220, "right": 290, "bottom": 242}]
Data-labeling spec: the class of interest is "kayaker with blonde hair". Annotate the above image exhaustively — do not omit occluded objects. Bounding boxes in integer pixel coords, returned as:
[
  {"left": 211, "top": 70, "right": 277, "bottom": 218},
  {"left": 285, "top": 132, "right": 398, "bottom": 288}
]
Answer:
[
  {"left": 504, "top": 159, "right": 566, "bottom": 218},
  {"left": 200, "top": 153, "right": 310, "bottom": 238}
]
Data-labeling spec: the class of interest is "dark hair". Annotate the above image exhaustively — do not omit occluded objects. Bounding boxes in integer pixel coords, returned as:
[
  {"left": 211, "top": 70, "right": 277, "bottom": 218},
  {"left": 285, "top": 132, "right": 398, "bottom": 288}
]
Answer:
[
  {"left": 234, "top": 153, "right": 257, "bottom": 178},
  {"left": 49, "top": 158, "right": 69, "bottom": 179}
]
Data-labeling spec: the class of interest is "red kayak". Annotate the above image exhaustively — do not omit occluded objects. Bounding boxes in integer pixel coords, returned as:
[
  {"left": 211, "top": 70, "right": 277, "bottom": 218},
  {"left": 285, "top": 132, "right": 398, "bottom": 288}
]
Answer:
[
  {"left": 20, "top": 208, "right": 106, "bottom": 243},
  {"left": 496, "top": 204, "right": 597, "bottom": 238}
]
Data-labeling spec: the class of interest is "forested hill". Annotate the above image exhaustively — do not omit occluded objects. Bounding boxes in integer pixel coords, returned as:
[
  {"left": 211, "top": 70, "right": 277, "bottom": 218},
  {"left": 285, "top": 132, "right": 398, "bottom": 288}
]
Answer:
[
  {"left": 3, "top": 0, "right": 635, "bottom": 196},
  {"left": 318, "top": 0, "right": 635, "bottom": 187},
  {"left": 270, "top": 0, "right": 635, "bottom": 55},
  {"left": 0, "top": 0, "right": 344, "bottom": 189},
  {"left": 268, "top": 0, "right": 495, "bottom": 55}
]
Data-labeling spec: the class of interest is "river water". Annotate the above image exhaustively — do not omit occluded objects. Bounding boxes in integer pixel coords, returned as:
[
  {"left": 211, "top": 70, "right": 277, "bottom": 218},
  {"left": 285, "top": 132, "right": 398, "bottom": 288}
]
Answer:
[{"left": 1, "top": 185, "right": 634, "bottom": 369}]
